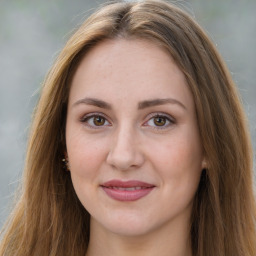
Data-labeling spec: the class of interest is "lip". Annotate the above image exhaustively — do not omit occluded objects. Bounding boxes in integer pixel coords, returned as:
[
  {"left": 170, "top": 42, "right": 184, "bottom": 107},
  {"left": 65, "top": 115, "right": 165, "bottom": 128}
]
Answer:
[{"left": 101, "top": 180, "right": 155, "bottom": 202}]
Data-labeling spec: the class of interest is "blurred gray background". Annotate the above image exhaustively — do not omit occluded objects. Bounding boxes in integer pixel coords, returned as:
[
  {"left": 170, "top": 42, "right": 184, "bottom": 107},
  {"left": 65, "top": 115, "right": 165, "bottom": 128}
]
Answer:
[{"left": 1, "top": 0, "right": 255, "bottom": 228}]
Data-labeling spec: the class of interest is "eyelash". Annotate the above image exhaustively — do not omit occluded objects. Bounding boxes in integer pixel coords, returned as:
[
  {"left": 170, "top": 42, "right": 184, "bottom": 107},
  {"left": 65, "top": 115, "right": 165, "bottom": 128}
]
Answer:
[
  {"left": 143, "top": 113, "right": 175, "bottom": 129},
  {"left": 80, "top": 112, "right": 175, "bottom": 129},
  {"left": 80, "top": 112, "right": 111, "bottom": 129}
]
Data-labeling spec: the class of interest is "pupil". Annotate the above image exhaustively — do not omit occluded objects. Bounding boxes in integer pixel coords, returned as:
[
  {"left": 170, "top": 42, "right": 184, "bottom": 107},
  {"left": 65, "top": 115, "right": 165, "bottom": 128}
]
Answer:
[
  {"left": 154, "top": 117, "right": 166, "bottom": 126},
  {"left": 94, "top": 116, "right": 105, "bottom": 126}
]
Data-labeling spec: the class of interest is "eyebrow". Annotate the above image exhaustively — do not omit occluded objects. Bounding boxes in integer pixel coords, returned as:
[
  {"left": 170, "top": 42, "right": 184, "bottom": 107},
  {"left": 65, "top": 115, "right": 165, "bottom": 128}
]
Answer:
[
  {"left": 72, "top": 97, "right": 186, "bottom": 110},
  {"left": 72, "top": 98, "right": 112, "bottom": 109},
  {"left": 138, "top": 98, "right": 187, "bottom": 110}
]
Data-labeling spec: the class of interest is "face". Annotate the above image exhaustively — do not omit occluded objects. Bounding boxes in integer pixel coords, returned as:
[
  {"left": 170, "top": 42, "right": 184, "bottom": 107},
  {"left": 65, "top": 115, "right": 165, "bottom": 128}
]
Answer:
[{"left": 66, "top": 39, "right": 205, "bottom": 237}]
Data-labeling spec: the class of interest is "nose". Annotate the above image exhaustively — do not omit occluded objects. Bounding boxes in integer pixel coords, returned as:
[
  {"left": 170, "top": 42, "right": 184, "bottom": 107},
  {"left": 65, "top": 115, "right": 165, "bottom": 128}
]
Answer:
[{"left": 106, "top": 125, "right": 145, "bottom": 171}]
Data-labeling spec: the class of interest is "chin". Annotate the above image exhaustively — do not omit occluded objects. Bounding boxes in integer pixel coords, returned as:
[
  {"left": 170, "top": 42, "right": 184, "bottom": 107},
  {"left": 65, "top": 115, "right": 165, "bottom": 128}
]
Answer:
[
  {"left": 106, "top": 222, "right": 153, "bottom": 237},
  {"left": 91, "top": 212, "right": 156, "bottom": 237}
]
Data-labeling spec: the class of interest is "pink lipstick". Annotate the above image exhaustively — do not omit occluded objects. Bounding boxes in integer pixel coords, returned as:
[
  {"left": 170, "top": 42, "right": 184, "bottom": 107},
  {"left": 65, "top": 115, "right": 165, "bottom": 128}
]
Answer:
[{"left": 101, "top": 180, "right": 155, "bottom": 201}]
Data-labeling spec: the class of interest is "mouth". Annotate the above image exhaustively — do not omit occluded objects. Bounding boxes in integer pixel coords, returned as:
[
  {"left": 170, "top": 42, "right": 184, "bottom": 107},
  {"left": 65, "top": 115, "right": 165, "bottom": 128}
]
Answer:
[{"left": 101, "top": 180, "right": 155, "bottom": 201}]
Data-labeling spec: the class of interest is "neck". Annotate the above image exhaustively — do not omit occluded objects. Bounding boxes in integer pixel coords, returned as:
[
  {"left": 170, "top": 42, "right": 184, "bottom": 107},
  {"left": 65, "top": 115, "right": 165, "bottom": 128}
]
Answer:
[{"left": 86, "top": 218, "right": 192, "bottom": 256}]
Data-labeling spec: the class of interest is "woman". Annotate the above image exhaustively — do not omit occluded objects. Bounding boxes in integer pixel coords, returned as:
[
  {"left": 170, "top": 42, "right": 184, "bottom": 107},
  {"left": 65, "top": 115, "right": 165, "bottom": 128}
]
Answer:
[{"left": 0, "top": 0, "right": 255, "bottom": 255}]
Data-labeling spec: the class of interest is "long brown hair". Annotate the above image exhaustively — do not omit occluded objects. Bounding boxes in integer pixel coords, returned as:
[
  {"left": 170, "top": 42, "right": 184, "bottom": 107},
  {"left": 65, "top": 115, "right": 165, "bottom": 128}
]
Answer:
[{"left": 1, "top": 1, "right": 255, "bottom": 255}]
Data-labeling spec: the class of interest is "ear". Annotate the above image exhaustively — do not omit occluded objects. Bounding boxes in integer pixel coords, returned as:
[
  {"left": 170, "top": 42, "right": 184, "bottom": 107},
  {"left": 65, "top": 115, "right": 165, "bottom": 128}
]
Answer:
[
  {"left": 201, "top": 157, "right": 207, "bottom": 170},
  {"left": 62, "top": 151, "right": 70, "bottom": 171}
]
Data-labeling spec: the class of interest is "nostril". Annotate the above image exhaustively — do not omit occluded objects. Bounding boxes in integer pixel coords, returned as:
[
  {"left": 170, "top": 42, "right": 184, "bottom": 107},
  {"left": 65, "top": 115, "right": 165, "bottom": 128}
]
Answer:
[
  {"left": 106, "top": 150, "right": 135, "bottom": 170},
  {"left": 106, "top": 144, "right": 145, "bottom": 170}
]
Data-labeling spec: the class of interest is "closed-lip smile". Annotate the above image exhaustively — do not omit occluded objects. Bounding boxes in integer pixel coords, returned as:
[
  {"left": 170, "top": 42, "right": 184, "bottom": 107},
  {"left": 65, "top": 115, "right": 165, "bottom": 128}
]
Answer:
[{"left": 101, "top": 180, "right": 155, "bottom": 201}]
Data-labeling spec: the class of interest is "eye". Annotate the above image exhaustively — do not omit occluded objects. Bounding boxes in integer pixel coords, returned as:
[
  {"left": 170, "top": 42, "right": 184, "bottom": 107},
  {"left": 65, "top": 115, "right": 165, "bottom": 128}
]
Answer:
[
  {"left": 152, "top": 116, "right": 168, "bottom": 126},
  {"left": 144, "top": 114, "right": 175, "bottom": 129},
  {"left": 80, "top": 114, "right": 111, "bottom": 128}
]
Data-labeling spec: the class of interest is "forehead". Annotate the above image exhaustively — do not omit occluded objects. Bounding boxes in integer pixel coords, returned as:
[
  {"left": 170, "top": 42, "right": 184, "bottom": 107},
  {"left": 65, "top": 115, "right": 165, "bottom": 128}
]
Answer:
[{"left": 69, "top": 38, "right": 193, "bottom": 109}]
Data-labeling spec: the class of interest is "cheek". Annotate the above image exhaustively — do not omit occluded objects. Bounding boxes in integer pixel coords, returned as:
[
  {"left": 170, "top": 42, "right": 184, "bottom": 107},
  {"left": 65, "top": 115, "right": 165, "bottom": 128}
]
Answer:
[
  {"left": 151, "top": 139, "right": 202, "bottom": 171},
  {"left": 66, "top": 129, "right": 108, "bottom": 178},
  {"left": 147, "top": 127, "right": 203, "bottom": 186},
  {"left": 66, "top": 134, "right": 109, "bottom": 206}
]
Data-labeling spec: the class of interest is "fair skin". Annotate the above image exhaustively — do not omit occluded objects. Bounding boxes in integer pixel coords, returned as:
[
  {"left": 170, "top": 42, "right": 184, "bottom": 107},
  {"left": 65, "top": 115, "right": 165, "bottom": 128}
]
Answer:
[{"left": 66, "top": 39, "right": 205, "bottom": 256}]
